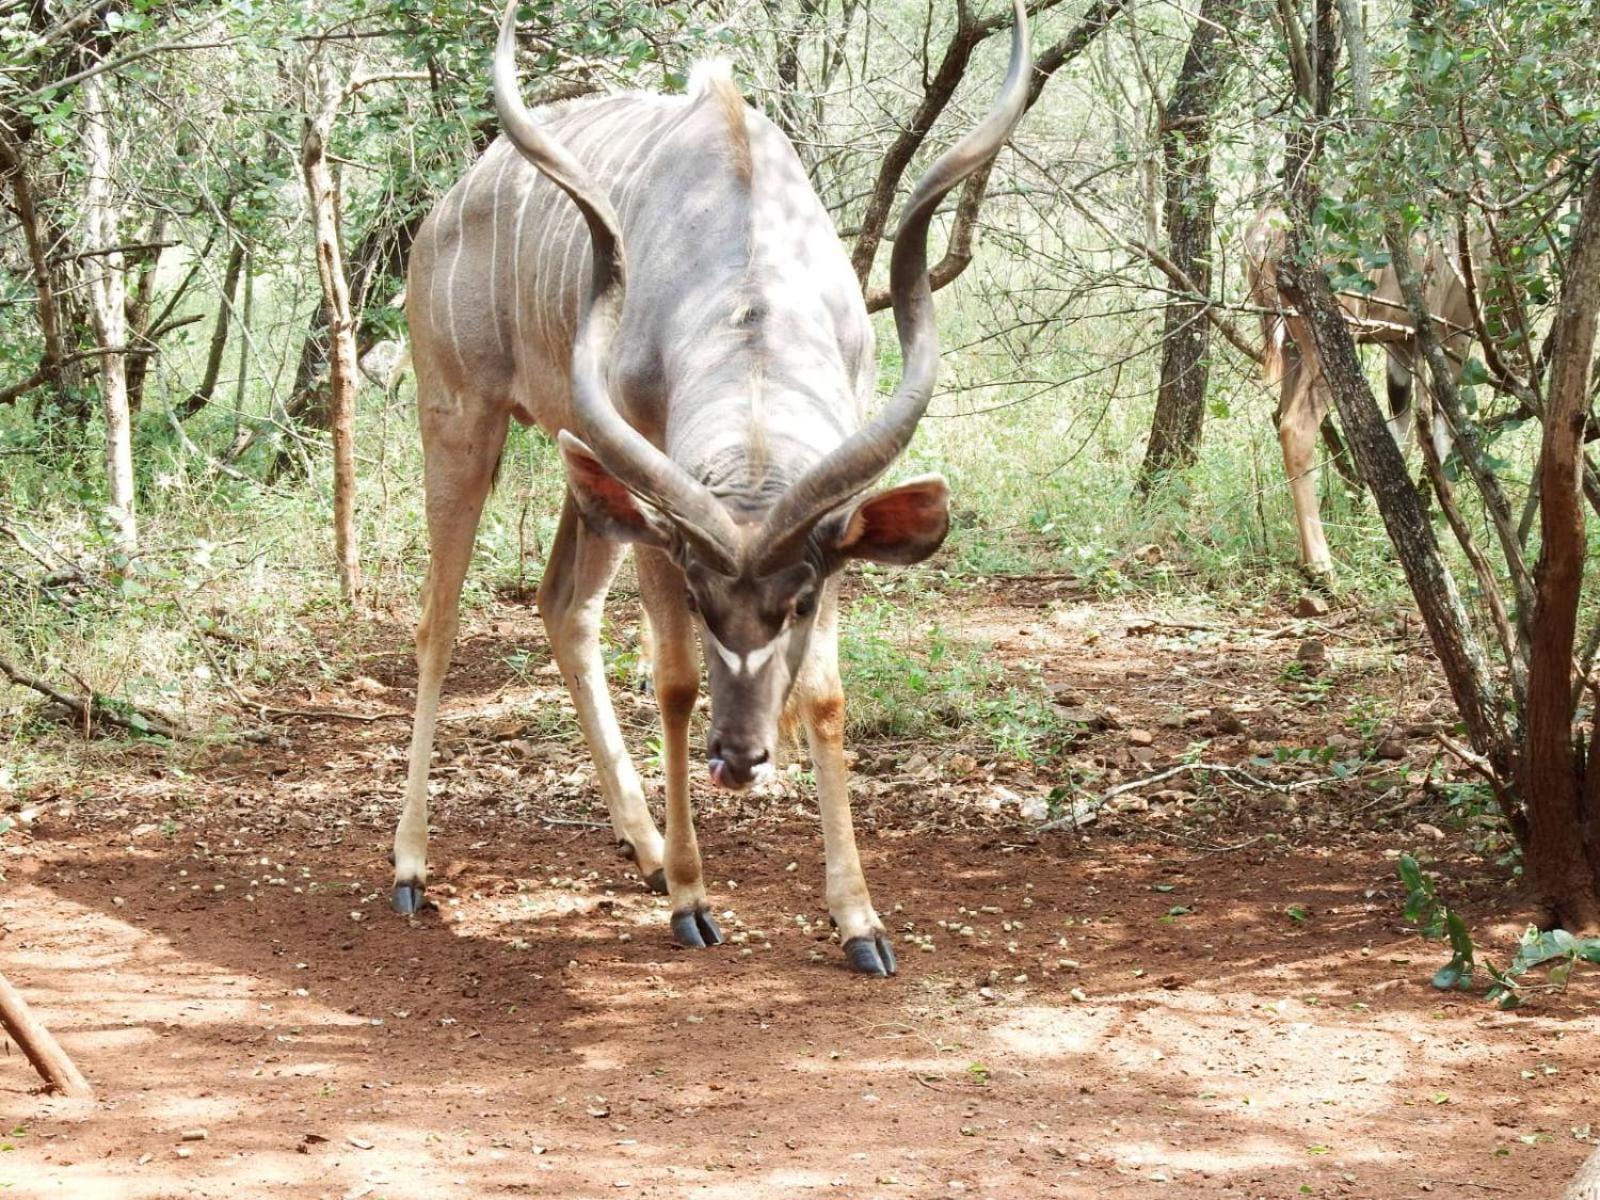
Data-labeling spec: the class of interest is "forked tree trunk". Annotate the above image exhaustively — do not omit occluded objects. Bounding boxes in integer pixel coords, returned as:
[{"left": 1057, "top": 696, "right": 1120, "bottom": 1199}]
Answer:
[
  {"left": 81, "top": 73, "right": 136, "bottom": 553},
  {"left": 1520, "top": 170, "right": 1600, "bottom": 930},
  {"left": 1137, "top": 0, "right": 1231, "bottom": 490},
  {"left": 301, "top": 57, "right": 362, "bottom": 603}
]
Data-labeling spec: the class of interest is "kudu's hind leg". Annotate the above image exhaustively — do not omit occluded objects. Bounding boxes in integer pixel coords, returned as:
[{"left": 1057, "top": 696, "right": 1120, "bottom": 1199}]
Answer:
[
  {"left": 1278, "top": 364, "right": 1334, "bottom": 580},
  {"left": 540, "top": 499, "right": 668, "bottom": 892},
  {"left": 636, "top": 549, "right": 720, "bottom": 948},
  {"left": 393, "top": 398, "right": 509, "bottom": 914},
  {"left": 797, "top": 592, "right": 894, "bottom": 976},
  {"left": 1386, "top": 353, "right": 1416, "bottom": 449}
]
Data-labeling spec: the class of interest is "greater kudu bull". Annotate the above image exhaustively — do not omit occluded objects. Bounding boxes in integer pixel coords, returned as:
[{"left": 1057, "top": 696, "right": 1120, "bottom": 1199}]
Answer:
[
  {"left": 1243, "top": 206, "right": 1477, "bottom": 577},
  {"left": 392, "top": 2, "right": 1031, "bottom": 974}
]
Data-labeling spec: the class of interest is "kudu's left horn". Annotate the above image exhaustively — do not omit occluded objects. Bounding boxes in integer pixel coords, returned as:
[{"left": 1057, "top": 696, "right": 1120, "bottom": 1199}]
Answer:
[
  {"left": 756, "top": 0, "right": 1033, "bottom": 571},
  {"left": 494, "top": 0, "right": 742, "bottom": 572}
]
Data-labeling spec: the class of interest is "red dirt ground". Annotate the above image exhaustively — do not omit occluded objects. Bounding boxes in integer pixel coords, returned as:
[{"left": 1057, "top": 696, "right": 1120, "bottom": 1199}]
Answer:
[{"left": 2, "top": 587, "right": 1594, "bottom": 1198}]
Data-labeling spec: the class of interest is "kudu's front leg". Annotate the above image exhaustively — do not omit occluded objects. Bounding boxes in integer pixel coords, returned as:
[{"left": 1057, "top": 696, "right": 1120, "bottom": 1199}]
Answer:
[
  {"left": 636, "top": 549, "right": 720, "bottom": 948},
  {"left": 393, "top": 394, "right": 509, "bottom": 914},
  {"left": 540, "top": 501, "right": 668, "bottom": 892},
  {"left": 800, "top": 594, "right": 895, "bottom": 977}
]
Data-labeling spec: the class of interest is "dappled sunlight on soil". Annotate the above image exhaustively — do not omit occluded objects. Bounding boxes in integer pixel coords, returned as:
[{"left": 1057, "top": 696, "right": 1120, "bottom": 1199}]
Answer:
[{"left": 2, "top": 594, "right": 1593, "bottom": 1197}]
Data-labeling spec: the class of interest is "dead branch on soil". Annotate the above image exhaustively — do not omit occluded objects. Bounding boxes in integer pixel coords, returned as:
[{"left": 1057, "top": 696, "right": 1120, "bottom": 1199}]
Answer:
[
  {"left": 0, "top": 654, "right": 187, "bottom": 740},
  {"left": 1041, "top": 759, "right": 1403, "bottom": 832},
  {"left": 0, "top": 970, "right": 92, "bottom": 1098}
]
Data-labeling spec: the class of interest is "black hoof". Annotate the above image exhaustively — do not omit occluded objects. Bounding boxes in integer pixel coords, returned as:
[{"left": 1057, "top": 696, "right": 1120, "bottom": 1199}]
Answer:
[
  {"left": 842, "top": 933, "right": 897, "bottom": 977},
  {"left": 671, "top": 906, "right": 723, "bottom": 949},
  {"left": 618, "top": 841, "right": 669, "bottom": 895},
  {"left": 392, "top": 881, "right": 428, "bottom": 915}
]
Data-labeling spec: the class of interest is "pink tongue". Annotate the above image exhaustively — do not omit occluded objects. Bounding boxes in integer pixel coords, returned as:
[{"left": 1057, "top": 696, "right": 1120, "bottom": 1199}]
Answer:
[{"left": 709, "top": 758, "right": 729, "bottom": 789}]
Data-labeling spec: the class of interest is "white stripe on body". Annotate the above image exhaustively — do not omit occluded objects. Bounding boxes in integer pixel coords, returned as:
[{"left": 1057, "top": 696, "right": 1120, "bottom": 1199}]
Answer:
[{"left": 486, "top": 148, "right": 514, "bottom": 357}]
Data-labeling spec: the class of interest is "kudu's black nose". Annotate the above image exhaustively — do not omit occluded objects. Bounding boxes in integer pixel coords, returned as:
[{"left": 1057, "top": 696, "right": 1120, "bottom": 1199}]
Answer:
[{"left": 708, "top": 739, "right": 770, "bottom": 789}]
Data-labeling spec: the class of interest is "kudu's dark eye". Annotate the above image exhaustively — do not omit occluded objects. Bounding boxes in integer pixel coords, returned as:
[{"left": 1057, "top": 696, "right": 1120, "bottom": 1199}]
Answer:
[
  {"left": 684, "top": 589, "right": 699, "bottom": 614},
  {"left": 792, "top": 592, "right": 817, "bottom": 620}
]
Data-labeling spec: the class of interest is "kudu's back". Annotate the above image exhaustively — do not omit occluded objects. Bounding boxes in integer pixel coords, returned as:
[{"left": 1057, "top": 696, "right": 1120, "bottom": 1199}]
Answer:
[{"left": 406, "top": 82, "right": 872, "bottom": 453}]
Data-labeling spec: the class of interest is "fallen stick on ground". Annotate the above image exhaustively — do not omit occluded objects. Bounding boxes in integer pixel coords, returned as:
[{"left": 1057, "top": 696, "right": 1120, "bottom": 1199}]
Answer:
[
  {"left": 0, "top": 654, "right": 186, "bottom": 740},
  {"left": 0, "top": 970, "right": 92, "bottom": 1097},
  {"left": 1039, "top": 759, "right": 1400, "bottom": 832}
]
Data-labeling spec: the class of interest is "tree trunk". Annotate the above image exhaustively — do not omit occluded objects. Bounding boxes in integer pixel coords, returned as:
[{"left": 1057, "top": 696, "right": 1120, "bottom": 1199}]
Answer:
[
  {"left": 0, "top": 971, "right": 92, "bottom": 1098},
  {"left": 0, "top": 132, "right": 86, "bottom": 415},
  {"left": 124, "top": 211, "right": 169, "bottom": 414},
  {"left": 1275, "top": 215, "right": 1508, "bottom": 777},
  {"left": 301, "top": 57, "right": 362, "bottom": 603},
  {"left": 1519, "top": 170, "right": 1600, "bottom": 930},
  {"left": 1137, "top": 0, "right": 1231, "bottom": 491},
  {"left": 81, "top": 72, "right": 136, "bottom": 554},
  {"left": 177, "top": 236, "right": 246, "bottom": 419}
]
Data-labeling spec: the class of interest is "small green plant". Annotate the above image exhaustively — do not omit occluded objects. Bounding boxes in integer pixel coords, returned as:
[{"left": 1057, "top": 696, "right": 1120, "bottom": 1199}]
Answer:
[{"left": 1397, "top": 854, "right": 1600, "bottom": 1008}]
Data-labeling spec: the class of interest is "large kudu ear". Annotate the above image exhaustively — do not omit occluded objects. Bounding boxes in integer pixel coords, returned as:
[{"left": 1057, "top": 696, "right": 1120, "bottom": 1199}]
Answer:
[
  {"left": 559, "top": 432, "right": 677, "bottom": 550},
  {"left": 823, "top": 475, "right": 951, "bottom": 566},
  {"left": 754, "top": 0, "right": 1031, "bottom": 575}
]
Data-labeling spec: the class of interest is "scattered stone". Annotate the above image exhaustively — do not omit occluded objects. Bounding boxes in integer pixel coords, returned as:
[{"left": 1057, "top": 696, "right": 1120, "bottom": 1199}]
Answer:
[
  {"left": 1296, "top": 638, "right": 1327, "bottom": 674},
  {"left": 1376, "top": 739, "right": 1407, "bottom": 761},
  {"left": 1415, "top": 823, "right": 1446, "bottom": 841},
  {"left": 179, "top": 1129, "right": 208, "bottom": 1142},
  {"left": 1056, "top": 706, "right": 1106, "bottom": 730},
  {"left": 1210, "top": 708, "right": 1246, "bottom": 736},
  {"left": 1127, "top": 729, "right": 1155, "bottom": 747},
  {"left": 1295, "top": 593, "right": 1331, "bottom": 618}
]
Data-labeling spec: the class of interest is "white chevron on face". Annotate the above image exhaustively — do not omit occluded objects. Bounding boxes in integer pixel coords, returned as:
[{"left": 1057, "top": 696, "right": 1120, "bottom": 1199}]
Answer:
[{"left": 704, "top": 626, "right": 788, "bottom": 677}]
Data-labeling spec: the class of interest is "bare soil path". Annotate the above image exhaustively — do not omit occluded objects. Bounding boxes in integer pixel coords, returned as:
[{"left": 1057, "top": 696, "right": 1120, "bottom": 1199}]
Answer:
[{"left": 1, "top": 589, "right": 1593, "bottom": 1198}]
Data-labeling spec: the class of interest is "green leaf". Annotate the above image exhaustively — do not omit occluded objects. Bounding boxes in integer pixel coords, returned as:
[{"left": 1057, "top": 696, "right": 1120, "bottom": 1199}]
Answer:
[{"left": 1397, "top": 854, "right": 1425, "bottom": 894}]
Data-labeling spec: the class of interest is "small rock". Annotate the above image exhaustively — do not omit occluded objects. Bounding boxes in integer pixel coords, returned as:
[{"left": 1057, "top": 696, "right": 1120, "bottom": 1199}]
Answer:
[
  {"left": 1377, "top": 739, "right": 1407, "bottom": 761},
  {"left": 1127, "top": 729, "right": 1154, "bottom": 747},
  {"left": 1210, "top": 708, "right": 1246, "bottom": 736},
  {"left": 179, "top": 1129, "right": 208, "bottom": 1142},
  {"left": 1296, "top": 638, "right": 1327, "bottom": 673},
  {"left": 1415, "top": 822, "right": 1446, "bottom": 841},
  {"left": 1056, "top": 706, "right": 1106, "bottom": 730},
  {"left": 1295, "top": 593, "right": 1331, "bottom": 618}
]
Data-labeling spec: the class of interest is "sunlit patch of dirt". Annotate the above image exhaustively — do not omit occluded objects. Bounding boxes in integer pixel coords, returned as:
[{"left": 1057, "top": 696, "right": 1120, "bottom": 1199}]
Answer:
[{"left": 1, "top": 591, "right": 1592, "bottom": 1198}]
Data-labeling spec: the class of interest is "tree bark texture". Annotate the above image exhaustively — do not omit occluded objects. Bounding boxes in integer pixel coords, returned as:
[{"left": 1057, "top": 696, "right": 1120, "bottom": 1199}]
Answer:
[
  {"left": 0, "top": 131, "right": 86, "bottom": 414},
  {"left": 0, "top": 970, "right": 92, "bottom": 1098},
  {"left": 178, "top": 236, "right": 246, "bottom": 419},
  {"left": 1520, "top": 170, "right": 1600, "bottom": 930},
  {"left": 1137, "top": 0, "right": 1231, "bottom": 490},
  {"left": 301, "top": 57, "right": 362, "bottom": 603},
  {"left": 81, "top": 72, "right": 137, "bottom": 553},
  {"left": 1275, "top": 212, "right": 1507, "bottom": 774},
  {"left": 1565, "top": 1144, "right": 1600, "bottom": 1200}
]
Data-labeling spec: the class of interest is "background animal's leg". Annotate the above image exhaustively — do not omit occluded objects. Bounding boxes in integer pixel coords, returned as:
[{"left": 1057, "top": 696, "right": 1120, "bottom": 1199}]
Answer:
[
  {"left": 393, "top": 388, "right": 509, "bottom": 914},
  {"left": 1278, "top": 360, "right": 1334, "bottom": 579},
  {"left": 636, "top": 548, "right": 719, "bottom": 948},
  {"left": 796, "top": 592, "right": 894, "bottom": 977},
  {"left": 1386, "top": 350, "right": 1417, "bottom": 449},
  {"left": 540, "top": 498, "right": 667, "bottom": 892}
]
